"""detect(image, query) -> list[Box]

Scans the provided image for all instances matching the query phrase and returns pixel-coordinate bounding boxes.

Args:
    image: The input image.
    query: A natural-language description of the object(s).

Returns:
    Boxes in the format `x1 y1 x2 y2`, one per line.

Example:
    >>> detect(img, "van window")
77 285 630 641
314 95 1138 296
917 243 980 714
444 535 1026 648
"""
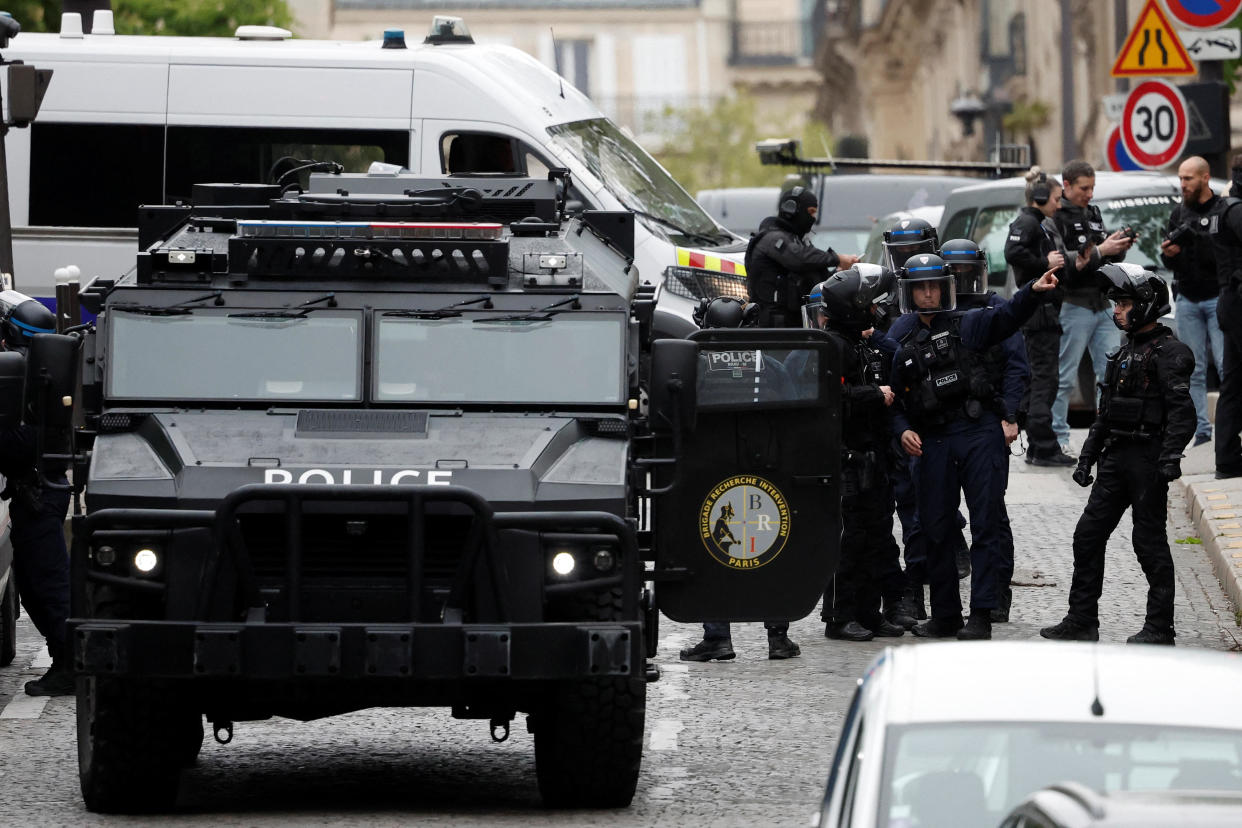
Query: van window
165 127 409 202
941 209 974 242
442 133 521 175
30 123 164 228
971 205 1020 287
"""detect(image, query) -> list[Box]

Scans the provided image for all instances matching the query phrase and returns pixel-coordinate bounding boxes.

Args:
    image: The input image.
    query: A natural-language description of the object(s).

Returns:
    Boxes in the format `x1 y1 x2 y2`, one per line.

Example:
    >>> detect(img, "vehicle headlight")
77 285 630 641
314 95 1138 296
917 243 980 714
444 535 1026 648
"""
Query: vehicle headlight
94 545 117 567
551 550 576 577
592 547 615 573
133 547 160 575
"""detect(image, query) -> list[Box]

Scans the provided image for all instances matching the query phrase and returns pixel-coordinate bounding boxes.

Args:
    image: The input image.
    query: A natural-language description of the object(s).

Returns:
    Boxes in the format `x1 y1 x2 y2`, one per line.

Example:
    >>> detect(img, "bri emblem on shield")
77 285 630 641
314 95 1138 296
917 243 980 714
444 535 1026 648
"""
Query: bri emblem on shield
698 475 791 570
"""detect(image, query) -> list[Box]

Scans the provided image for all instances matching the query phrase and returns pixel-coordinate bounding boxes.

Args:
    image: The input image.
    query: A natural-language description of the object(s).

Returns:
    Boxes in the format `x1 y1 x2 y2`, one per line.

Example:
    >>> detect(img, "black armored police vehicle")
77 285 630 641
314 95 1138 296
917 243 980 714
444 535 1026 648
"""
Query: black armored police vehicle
52 169 843 813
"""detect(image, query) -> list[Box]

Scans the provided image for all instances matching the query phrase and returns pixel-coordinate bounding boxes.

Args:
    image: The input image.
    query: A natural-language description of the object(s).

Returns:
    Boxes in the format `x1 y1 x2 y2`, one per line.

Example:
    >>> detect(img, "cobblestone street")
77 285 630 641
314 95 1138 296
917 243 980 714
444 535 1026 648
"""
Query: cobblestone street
1 438 1237 826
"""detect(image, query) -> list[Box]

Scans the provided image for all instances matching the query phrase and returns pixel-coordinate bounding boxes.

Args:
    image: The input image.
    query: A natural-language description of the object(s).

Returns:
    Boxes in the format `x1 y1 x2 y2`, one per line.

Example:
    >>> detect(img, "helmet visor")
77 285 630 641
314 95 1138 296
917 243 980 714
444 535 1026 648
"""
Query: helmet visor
898 276 957 315
944 260 987 296
801 300 828 330
884 237 938 271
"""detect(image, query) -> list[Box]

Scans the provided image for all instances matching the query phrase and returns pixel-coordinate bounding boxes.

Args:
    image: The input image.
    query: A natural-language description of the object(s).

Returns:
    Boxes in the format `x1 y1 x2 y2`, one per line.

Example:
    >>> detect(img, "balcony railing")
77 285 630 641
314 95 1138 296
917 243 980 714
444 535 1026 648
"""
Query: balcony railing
729 21 815 66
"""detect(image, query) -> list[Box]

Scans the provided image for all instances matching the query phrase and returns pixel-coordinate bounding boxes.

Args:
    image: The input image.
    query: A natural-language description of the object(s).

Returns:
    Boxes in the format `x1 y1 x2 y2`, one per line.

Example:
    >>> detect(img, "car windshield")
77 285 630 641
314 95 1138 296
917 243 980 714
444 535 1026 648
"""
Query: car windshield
1097 193 1181 270
374 314 625 404
879 721 1242 828
546 118 724 244
108 309 362 401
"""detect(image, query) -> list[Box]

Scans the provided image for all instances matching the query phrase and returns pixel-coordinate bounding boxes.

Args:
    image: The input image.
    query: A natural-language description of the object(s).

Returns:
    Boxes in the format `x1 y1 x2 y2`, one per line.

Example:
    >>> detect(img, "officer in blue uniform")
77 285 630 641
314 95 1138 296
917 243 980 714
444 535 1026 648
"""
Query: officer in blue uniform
940 238 1029 623
0 295 73 695
679 296 802 661
803 265 914 641
888 254 1057 640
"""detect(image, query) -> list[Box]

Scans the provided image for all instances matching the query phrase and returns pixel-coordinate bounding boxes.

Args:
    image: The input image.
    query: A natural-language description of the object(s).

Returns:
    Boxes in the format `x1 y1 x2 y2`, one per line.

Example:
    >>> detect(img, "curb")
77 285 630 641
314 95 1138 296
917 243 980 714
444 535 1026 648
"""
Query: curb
1183 475 1242 615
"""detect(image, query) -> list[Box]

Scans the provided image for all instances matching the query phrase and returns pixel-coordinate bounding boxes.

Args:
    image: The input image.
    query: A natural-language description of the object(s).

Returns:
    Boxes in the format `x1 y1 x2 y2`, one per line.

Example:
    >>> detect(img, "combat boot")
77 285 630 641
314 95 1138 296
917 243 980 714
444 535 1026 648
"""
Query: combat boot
868 618 905 638
956 611 992 641
912 616 963 638
884 604 917 630
990 587 1012 623
679 638 736 662
900 584 927 621
1126 625 1175 646
24 660 75 697
768 633 801 659
825 621 874 642
1039 617 1099 642
955 541 971 580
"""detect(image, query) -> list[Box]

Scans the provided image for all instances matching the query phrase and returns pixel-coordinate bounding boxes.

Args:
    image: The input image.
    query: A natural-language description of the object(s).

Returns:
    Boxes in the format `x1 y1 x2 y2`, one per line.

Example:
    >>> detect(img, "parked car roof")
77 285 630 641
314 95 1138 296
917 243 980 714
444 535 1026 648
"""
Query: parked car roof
878 642 1242 730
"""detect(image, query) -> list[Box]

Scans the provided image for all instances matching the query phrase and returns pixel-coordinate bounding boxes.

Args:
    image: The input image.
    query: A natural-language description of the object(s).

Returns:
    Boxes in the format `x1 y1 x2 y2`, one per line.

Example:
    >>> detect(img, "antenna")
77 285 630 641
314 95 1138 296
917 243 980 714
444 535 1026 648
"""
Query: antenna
550 27 565 99
1089 645 1105 717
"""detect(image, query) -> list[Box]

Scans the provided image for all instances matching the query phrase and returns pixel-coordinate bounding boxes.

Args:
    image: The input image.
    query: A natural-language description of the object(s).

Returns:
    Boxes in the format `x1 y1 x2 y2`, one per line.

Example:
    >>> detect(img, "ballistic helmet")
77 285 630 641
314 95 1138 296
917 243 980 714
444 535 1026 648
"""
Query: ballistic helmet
939 238 988 301
694 296 758 329
897 253 955 315
882 216 939 271
1100 262 1170 332
803 264 898 332
1 294 55 350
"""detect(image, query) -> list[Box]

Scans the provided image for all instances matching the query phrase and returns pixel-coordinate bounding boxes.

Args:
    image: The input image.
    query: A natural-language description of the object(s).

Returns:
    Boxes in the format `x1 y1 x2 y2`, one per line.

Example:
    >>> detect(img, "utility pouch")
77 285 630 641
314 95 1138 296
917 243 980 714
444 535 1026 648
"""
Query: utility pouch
1105 396 1143 428
930 366 968 402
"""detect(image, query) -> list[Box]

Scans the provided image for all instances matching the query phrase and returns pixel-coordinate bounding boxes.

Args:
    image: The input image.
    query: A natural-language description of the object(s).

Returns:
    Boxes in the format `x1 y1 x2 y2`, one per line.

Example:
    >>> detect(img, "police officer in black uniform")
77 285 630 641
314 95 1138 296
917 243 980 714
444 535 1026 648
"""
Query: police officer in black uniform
888 255 1058 640
802 264 914 641
1041 263 1194 644
744 186 859 328
1210 159 1242 479
941 238 1029 623
1005 170 1074 466
0 294 73 695
679 296 802 661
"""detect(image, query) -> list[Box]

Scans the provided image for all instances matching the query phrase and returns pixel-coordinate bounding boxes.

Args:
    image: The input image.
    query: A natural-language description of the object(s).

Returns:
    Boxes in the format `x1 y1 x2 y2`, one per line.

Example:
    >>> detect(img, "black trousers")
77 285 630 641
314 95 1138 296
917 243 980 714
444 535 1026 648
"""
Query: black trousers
1067 442 1174 631
10 478 71 657
823 477 904 627
1023 320 1062 458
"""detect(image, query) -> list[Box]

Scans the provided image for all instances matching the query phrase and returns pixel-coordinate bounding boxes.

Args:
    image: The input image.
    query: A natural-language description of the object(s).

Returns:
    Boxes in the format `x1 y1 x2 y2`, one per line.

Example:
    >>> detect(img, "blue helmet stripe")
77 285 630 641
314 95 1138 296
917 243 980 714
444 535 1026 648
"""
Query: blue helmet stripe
906 266 944 272
10 317 54 335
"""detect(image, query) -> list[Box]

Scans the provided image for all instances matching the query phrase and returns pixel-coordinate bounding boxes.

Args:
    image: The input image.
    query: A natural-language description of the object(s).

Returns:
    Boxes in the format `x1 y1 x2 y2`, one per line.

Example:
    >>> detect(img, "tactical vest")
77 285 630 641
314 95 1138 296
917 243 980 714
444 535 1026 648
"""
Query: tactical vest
831 332 889 494
1212 197 1242 289
1099 334 1169 438
896 314 1006 427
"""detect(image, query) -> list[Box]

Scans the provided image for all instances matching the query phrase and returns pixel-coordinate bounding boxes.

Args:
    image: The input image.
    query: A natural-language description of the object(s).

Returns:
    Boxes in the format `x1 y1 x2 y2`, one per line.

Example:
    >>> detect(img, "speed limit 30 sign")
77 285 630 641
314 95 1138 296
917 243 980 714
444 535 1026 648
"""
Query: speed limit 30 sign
1121 79 1189 170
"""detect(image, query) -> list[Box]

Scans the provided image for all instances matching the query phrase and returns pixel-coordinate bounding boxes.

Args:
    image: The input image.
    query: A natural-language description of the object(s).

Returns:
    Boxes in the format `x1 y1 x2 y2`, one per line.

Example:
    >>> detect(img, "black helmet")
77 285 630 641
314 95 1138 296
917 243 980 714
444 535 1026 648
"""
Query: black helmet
897 253 955 314
882 216 939 271
694 296 758 329
803 264 898 332
1 294 55 350
777 184 818 235
939 238 988 301
1100 262 1170 332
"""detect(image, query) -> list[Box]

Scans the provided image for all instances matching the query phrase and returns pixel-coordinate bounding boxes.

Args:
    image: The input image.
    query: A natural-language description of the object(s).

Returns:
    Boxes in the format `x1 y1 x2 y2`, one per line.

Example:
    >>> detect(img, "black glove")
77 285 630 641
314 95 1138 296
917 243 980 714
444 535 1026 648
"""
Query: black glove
1157 460 1182 482
1072 460 1094 488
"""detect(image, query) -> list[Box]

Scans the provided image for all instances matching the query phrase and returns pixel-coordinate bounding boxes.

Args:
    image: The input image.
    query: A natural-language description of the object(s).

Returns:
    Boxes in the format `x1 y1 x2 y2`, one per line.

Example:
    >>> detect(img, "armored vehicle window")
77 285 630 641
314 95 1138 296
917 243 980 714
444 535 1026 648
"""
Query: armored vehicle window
375 314 625 404
165 127 409 202
695 347 822 409
30 123 164 228
108 309 362 401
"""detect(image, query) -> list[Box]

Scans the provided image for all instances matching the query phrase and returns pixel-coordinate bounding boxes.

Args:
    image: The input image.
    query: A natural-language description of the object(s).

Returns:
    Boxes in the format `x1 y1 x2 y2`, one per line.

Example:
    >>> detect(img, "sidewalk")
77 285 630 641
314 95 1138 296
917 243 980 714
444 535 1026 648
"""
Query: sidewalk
1180 427 1242 617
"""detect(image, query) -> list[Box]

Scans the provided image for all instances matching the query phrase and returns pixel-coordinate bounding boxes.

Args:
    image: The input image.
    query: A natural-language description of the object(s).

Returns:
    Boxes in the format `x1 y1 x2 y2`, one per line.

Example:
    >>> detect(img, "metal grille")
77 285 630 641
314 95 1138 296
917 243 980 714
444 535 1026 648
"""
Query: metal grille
663 265 748 302
296 409 428 436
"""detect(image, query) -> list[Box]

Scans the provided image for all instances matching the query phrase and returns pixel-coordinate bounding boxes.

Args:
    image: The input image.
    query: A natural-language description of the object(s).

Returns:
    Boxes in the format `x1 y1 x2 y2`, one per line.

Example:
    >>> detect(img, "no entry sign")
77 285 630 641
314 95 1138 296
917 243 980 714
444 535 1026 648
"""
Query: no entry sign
1163 0 1242 30
1121 79 1190 169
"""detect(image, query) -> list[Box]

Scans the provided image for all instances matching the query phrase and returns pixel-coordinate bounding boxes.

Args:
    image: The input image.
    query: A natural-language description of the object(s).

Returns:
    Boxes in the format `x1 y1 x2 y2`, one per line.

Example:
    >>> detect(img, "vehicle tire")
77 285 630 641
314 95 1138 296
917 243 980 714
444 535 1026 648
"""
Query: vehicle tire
0 575 17 667
535 586 645 808
77 675 191 813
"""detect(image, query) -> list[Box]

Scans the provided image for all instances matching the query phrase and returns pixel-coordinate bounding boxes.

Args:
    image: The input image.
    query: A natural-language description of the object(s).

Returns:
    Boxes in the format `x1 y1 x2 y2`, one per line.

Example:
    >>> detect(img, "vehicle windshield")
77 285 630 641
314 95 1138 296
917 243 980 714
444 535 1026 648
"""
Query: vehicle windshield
879 721 1242 828
811 228 871 256
1097 193 1180 270
375 314 625 404
108 309 362 401
546 118 726 244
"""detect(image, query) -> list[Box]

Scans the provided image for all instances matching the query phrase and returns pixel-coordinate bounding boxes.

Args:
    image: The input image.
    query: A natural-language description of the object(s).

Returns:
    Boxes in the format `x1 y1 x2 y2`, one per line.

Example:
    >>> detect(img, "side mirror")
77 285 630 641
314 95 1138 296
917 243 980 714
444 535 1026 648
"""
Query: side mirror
0 351 24 428
24 333 78 430
650 338 698 433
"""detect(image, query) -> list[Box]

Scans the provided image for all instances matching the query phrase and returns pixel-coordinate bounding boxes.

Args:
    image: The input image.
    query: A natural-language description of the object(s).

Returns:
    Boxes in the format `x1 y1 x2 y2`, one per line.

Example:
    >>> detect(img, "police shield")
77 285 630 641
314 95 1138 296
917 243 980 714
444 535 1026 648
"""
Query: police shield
649 328 841 622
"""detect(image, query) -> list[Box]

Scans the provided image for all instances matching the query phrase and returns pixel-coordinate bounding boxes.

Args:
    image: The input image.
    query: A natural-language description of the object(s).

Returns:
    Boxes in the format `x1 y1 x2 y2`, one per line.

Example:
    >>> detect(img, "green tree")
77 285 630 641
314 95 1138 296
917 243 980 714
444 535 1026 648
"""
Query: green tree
651 93 832 196
4 1 291 36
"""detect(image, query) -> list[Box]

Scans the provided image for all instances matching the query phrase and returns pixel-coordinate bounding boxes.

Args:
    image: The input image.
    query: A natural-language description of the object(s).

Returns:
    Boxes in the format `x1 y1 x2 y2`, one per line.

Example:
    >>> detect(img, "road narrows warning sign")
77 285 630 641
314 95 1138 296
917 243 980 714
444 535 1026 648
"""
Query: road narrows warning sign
1112 0 1197 77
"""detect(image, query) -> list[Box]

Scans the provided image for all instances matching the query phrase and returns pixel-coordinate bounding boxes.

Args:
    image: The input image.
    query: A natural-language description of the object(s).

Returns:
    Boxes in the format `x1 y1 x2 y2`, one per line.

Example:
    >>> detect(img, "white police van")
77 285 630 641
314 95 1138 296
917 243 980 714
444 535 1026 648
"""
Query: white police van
3 13 742 329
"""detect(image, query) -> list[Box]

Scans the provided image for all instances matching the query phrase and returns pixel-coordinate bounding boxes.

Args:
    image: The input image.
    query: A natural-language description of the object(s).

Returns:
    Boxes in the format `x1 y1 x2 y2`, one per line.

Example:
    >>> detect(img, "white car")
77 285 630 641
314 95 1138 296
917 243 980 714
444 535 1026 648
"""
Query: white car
816 642 1242 828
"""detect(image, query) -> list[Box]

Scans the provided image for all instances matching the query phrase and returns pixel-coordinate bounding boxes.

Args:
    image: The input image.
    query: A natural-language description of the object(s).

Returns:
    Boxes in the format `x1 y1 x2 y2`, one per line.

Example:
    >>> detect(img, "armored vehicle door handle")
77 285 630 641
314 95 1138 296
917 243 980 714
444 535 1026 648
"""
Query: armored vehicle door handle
792 474 833 486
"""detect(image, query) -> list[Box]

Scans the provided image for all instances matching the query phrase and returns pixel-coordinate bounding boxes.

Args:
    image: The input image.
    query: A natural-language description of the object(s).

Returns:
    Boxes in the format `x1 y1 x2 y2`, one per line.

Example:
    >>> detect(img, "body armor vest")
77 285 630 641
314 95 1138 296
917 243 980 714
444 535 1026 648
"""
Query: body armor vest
896 313 1006 427
1212 197 1242 289
1100 334 1170 438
